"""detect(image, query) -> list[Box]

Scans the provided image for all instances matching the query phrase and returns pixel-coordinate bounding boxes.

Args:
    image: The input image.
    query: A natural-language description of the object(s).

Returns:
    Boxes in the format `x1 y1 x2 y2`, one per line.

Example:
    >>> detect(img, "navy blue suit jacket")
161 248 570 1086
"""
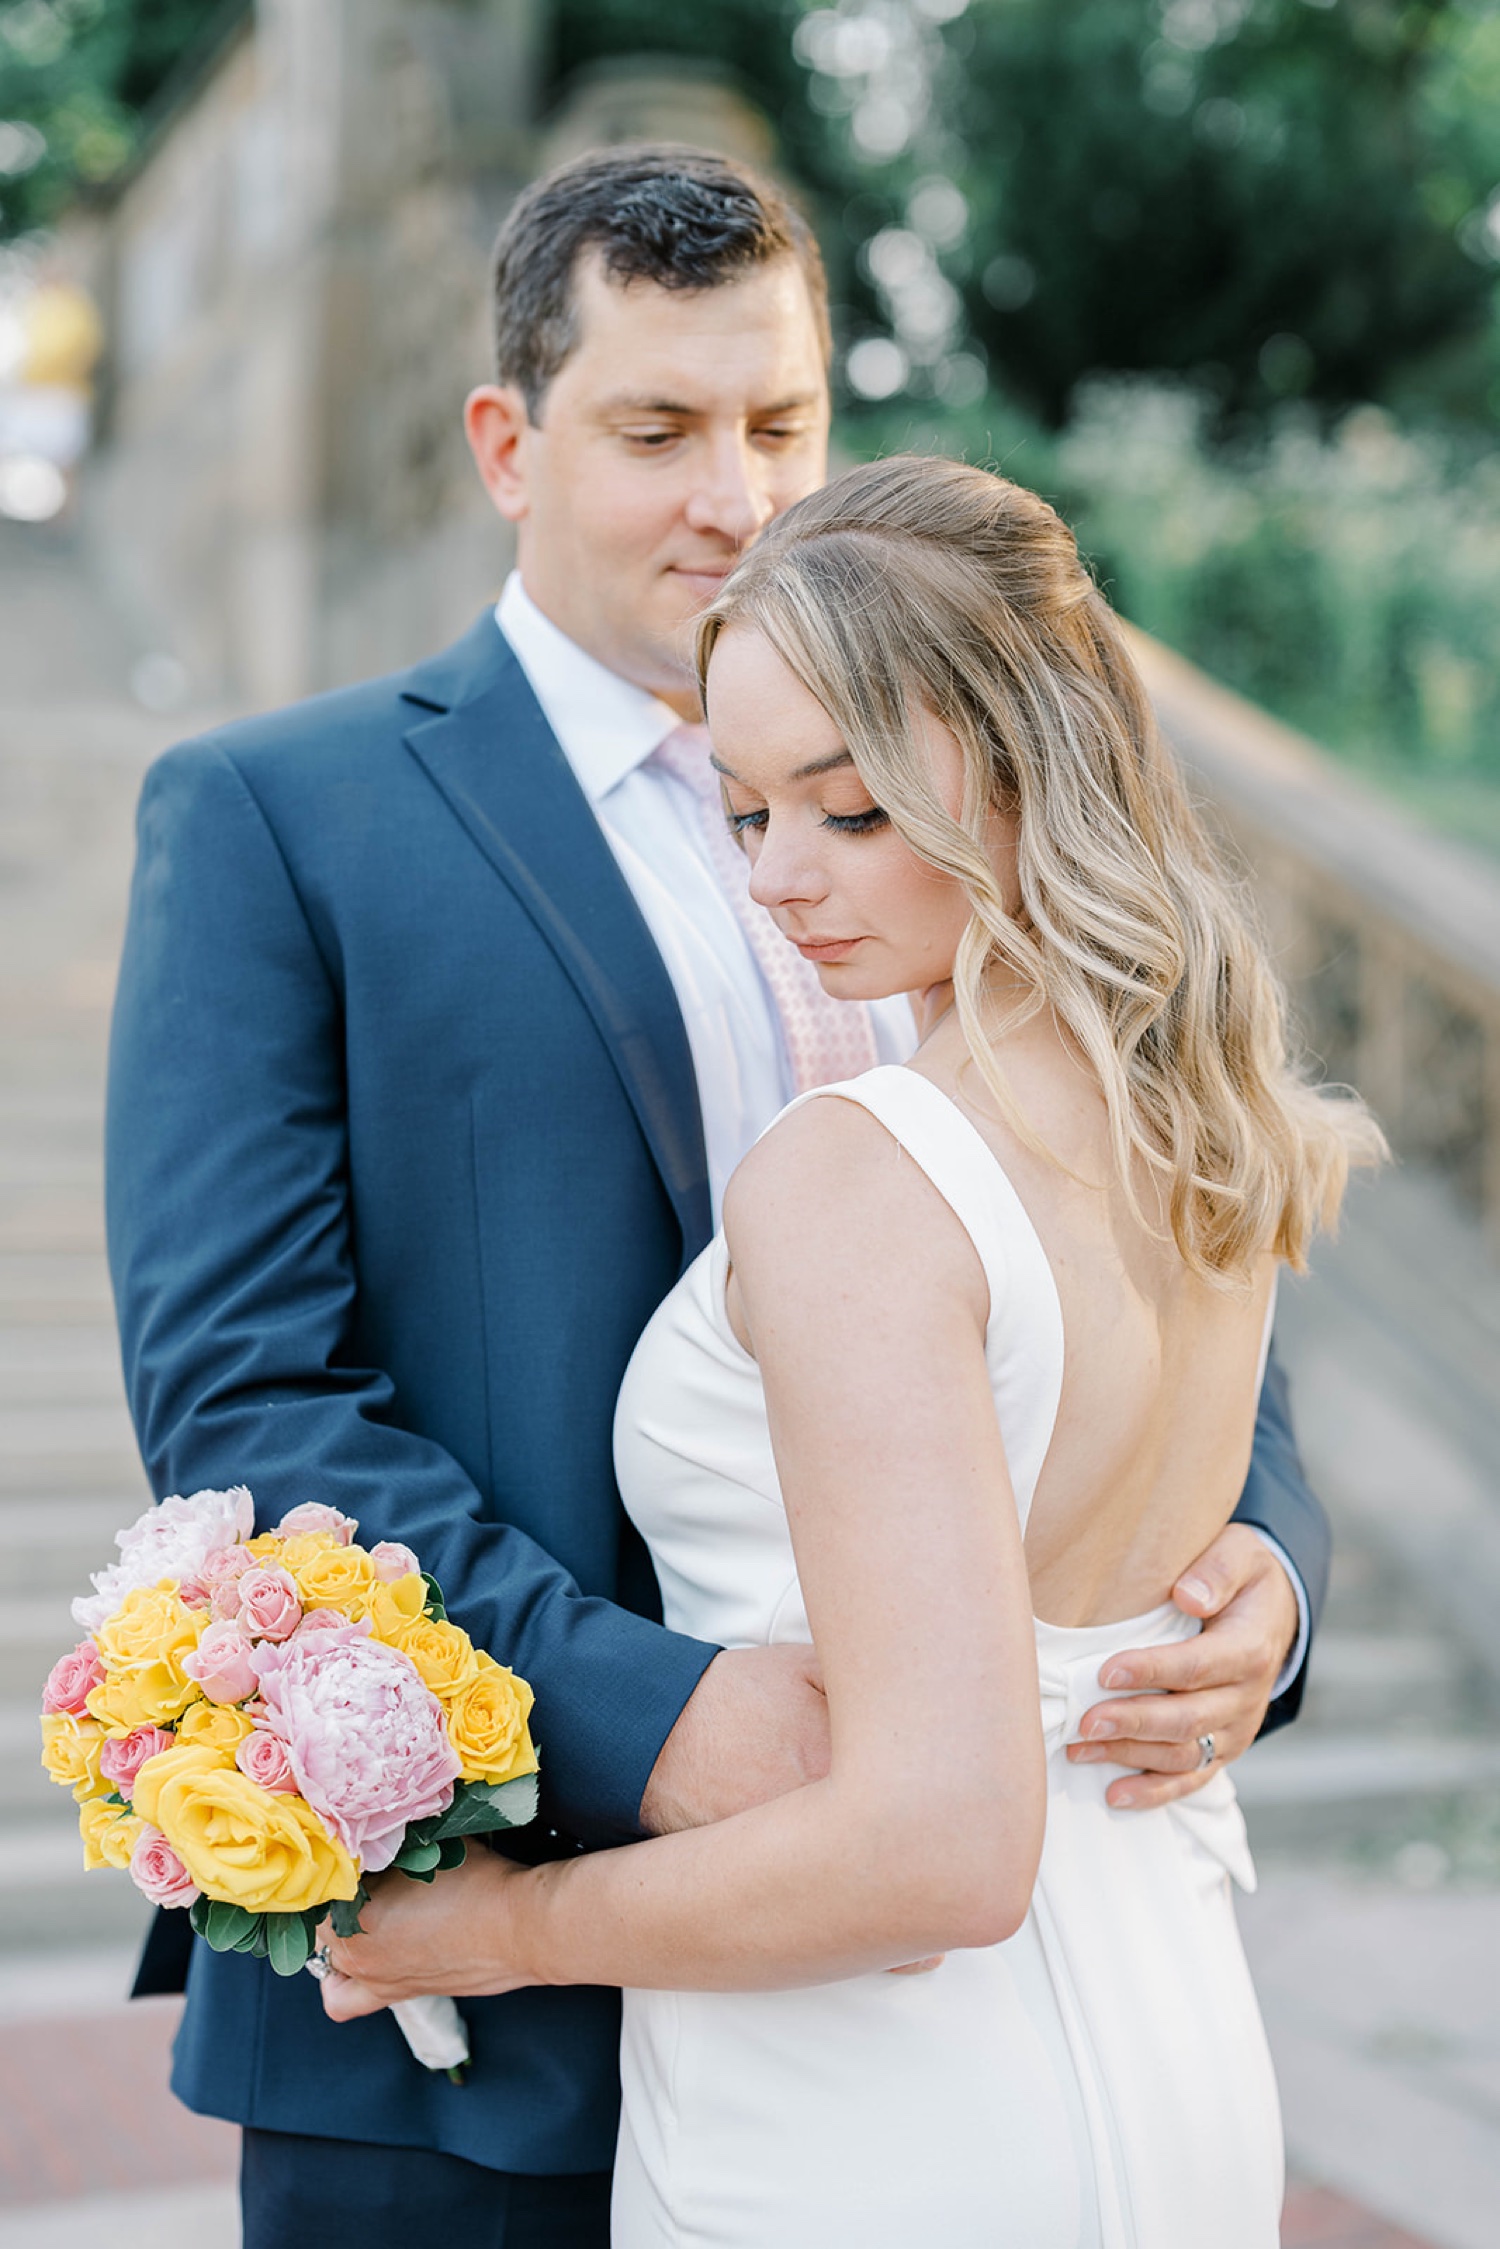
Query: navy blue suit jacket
106 612 1327 2175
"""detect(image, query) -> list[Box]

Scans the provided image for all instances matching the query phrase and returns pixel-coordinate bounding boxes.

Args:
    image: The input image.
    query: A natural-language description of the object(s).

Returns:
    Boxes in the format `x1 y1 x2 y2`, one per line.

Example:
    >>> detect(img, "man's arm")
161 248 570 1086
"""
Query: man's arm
1070 1344 1329 1808
1227 1350 1327 1729
107 737 716 1846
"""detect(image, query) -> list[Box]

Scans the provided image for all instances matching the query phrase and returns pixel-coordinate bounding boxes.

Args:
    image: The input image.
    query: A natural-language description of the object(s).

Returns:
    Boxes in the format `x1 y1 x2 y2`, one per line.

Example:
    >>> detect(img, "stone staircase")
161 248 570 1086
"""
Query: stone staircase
0 517 220 1956
1238 1177 1500 1871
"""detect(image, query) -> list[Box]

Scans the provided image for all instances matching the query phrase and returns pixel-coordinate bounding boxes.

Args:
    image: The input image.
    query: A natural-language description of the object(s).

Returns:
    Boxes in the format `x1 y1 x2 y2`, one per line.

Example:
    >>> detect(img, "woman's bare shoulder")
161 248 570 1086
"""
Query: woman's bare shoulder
723 1085 987 1316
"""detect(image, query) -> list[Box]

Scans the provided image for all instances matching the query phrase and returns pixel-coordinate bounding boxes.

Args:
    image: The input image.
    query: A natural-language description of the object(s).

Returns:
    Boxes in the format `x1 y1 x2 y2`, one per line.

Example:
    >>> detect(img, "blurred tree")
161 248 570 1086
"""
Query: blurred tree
943 0 1500 426
0 0 244 242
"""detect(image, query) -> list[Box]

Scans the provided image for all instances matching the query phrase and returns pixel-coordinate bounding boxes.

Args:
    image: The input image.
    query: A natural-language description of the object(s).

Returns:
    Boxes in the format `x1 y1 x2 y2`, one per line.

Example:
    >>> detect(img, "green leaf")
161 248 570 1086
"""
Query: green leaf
436 1837 467 1872
200 1900 261 1954
328 1887 369 1939
393 1837 442 1875
265 1912 315 1978
431 1772 539 1840
421 1572 447 1622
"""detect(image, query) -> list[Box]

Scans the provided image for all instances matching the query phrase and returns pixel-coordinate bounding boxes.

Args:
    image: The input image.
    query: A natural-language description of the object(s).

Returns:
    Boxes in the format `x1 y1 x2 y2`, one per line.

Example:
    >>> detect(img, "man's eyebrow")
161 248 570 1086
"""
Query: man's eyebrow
710 749 855 784
598 392 823 420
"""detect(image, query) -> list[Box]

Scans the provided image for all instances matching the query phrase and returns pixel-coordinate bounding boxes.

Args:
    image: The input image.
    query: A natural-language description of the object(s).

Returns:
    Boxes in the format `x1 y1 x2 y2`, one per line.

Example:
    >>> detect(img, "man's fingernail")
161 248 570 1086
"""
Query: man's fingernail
1099 1664 1133 1690
1178 1576 1212 1605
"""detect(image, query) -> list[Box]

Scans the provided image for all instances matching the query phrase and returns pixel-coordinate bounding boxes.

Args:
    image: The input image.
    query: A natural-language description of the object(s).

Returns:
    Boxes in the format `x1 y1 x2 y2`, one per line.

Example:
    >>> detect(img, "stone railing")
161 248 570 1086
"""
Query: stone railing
1128 629 1500 1253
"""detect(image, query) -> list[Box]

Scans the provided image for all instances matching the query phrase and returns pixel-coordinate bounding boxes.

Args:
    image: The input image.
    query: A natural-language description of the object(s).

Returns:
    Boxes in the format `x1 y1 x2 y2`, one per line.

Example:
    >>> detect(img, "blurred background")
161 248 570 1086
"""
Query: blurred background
0 3 1496 2244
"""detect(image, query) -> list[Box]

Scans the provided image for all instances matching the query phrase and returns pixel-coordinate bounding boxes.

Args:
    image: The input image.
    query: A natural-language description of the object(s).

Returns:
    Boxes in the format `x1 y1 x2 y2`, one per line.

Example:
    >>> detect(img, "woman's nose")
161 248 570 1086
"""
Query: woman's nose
746 822 828 912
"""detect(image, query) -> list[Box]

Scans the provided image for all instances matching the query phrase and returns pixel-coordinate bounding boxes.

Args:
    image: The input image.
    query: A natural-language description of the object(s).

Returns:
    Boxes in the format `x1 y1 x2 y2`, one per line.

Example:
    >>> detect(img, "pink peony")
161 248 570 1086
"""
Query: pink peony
181 1620 257 1705
235 1728 299 1794
42 1640 104 1715
73 1487 255 1634
291 1607 349 1641
275 1503 356 1546
253 1624 458 1871
129 1824 199 1909
99 1725 175 1799
237 1565 302 1642
369 1541 421 1583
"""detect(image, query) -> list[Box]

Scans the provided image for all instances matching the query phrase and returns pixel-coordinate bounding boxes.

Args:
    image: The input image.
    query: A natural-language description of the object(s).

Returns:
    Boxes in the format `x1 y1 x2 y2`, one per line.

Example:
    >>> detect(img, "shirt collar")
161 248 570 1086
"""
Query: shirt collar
495 573 681 804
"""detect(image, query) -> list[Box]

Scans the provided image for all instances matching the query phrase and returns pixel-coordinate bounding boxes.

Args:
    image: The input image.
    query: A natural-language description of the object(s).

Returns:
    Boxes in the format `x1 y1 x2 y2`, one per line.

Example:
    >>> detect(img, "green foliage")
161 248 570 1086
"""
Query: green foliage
0 0 245 241
849 375 1500 838
943 0 1500 426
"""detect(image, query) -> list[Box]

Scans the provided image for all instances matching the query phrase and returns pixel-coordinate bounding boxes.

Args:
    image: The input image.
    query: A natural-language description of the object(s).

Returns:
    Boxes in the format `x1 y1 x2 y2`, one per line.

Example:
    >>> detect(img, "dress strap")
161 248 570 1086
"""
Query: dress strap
789 1066 1066 1524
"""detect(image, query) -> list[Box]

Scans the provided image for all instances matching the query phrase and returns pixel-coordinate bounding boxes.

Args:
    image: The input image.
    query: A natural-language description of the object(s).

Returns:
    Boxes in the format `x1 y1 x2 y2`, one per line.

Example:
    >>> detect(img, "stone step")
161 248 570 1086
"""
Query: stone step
0 1821 152 1952
0 1594 91 1702
0 1257 115 1324
0 1494 151 1593
1298 1631 1481 1735
1239 1730 1500 1857
0 1329 125 1409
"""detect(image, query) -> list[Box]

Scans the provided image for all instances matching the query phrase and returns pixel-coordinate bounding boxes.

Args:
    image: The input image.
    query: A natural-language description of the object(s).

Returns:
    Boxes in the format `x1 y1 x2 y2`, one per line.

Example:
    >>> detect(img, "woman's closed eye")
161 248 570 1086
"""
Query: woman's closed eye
724 805 890 837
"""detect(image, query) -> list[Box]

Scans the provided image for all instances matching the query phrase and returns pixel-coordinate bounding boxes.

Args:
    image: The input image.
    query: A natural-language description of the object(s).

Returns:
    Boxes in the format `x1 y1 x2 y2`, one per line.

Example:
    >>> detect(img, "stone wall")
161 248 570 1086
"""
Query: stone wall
1131 630 1500 1252
81 0 544 709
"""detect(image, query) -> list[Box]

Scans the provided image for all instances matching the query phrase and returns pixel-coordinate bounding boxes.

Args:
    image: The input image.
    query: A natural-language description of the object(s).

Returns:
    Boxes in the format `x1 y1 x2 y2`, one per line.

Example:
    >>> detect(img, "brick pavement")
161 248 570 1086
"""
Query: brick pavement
0 1996 1444 2247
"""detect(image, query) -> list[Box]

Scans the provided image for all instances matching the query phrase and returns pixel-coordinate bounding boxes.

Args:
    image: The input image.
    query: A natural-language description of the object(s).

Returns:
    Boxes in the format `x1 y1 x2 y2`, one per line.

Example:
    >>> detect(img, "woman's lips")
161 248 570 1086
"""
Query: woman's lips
790 935 863 962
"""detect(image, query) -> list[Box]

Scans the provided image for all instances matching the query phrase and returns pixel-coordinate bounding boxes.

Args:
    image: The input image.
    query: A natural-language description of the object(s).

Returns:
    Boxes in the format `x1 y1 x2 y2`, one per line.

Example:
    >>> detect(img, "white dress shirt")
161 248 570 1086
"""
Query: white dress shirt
494 576 1307 1685
495 575 916 1215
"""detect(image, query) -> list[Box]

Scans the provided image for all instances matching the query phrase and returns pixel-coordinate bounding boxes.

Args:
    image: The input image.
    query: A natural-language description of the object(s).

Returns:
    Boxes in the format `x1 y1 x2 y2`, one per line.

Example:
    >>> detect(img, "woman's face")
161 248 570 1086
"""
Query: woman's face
704 622 1011 1003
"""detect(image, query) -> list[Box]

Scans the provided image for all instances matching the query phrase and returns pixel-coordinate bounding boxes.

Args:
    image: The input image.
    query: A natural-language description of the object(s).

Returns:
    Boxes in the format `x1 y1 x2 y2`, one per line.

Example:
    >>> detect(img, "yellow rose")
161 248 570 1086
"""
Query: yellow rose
86 1584 205 1733
244 1532 286 1560
444 1655 539 1786
133 1743 358 1913
286 1540 374 1615
366 1572 428 1644
40 1711 106 1801
392 1618 480 1705
176 1699 255 1752
80 1797 144 1871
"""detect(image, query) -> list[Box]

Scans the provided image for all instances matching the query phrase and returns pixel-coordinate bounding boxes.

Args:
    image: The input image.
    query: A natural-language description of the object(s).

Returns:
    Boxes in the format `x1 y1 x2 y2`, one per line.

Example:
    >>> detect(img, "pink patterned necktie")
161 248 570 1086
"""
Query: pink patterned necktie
651 724 882 1094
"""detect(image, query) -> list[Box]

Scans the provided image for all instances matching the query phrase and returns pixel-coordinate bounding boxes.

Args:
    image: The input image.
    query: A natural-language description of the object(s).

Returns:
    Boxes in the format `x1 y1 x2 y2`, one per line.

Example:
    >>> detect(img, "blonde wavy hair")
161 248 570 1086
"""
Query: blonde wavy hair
698 455 1383 1284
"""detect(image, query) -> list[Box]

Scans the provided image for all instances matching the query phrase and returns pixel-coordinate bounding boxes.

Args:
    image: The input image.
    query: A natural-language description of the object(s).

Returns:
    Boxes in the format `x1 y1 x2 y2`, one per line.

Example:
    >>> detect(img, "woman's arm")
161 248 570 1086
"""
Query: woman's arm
326 1097 1047 2002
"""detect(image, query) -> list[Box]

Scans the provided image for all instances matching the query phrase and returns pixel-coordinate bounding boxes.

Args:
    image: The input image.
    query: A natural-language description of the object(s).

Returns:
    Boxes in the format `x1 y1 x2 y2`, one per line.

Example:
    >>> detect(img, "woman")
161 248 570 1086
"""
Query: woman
322 457 1381 2245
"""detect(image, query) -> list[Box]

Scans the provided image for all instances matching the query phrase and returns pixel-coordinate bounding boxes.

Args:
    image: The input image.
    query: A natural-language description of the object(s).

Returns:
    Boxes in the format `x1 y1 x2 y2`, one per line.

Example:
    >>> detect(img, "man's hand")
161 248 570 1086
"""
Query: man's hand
640 1644 830 1835
1068 1524 1300 1811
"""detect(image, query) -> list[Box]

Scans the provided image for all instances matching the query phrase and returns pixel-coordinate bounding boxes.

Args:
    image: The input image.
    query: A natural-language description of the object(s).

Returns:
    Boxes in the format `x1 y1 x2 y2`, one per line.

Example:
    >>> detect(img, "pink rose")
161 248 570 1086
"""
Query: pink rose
42 1640 104 1715
253 1624 458 1871
235 1728 299 1793
129 1823 199 1909
99 1725 175 1799
275 1503 356 1545
181 1620 257 1705
202 1544 258 1621
369 1541 421 1583
237 1565 302 1642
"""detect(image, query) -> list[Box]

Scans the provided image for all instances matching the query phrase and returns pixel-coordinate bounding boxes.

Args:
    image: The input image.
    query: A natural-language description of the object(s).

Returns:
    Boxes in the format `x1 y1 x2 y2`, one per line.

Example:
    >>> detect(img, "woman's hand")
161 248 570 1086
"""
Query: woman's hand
318 1848 543 2025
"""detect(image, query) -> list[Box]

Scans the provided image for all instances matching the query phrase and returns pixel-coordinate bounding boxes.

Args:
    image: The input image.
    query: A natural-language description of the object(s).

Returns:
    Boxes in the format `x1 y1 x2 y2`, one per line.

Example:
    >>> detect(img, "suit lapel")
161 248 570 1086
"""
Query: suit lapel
400 616 712 1257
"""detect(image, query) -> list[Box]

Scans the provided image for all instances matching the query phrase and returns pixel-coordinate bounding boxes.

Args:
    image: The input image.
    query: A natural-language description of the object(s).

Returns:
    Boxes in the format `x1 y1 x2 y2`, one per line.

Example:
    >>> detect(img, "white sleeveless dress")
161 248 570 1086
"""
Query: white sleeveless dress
612 1067 1283 2248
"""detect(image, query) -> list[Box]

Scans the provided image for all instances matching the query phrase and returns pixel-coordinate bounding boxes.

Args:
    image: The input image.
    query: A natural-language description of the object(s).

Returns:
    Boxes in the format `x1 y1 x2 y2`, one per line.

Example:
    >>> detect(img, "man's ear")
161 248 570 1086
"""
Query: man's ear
465 385 533 523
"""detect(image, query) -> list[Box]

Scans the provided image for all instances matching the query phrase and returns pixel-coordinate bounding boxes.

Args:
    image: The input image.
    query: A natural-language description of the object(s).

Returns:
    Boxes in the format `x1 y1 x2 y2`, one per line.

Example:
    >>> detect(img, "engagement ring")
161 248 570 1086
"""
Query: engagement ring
1196 1734 1215 1770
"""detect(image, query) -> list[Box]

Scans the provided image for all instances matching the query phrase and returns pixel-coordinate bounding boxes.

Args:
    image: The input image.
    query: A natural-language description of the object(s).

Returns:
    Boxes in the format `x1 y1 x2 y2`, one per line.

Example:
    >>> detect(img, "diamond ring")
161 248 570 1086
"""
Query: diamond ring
1196 1733 1215 1770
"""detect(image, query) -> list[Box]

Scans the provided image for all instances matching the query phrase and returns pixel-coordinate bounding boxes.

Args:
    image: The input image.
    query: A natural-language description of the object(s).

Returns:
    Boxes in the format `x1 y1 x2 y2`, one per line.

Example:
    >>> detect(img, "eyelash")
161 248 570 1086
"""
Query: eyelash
727 807 890 837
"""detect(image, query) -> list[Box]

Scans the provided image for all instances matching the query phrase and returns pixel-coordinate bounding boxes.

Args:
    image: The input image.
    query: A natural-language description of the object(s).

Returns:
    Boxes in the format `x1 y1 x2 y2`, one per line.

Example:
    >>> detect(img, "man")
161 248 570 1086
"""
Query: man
107 145 1325 2249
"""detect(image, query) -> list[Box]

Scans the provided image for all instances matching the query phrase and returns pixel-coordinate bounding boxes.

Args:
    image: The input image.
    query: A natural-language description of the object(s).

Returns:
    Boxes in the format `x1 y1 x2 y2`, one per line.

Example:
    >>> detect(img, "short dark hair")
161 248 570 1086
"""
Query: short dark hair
491 143 832 418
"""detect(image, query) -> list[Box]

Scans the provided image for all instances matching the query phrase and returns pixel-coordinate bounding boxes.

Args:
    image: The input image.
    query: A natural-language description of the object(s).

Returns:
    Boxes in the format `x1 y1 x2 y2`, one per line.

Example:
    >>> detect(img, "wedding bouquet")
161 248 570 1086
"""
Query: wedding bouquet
39 1486 538 2077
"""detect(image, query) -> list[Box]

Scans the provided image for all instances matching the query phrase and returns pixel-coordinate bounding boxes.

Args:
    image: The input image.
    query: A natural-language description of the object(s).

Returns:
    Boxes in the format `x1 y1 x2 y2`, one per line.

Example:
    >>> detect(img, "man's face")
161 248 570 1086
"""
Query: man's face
476 252 830 714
